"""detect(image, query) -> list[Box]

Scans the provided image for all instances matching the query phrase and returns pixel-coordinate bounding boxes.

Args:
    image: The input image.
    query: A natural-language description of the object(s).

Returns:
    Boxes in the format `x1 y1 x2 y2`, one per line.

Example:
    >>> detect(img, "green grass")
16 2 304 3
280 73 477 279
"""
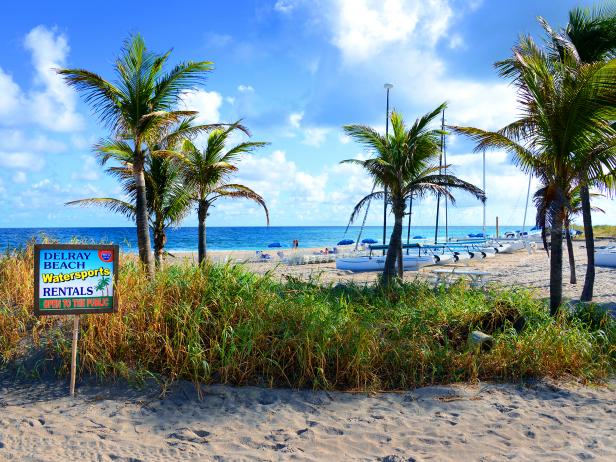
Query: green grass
1 245 615 390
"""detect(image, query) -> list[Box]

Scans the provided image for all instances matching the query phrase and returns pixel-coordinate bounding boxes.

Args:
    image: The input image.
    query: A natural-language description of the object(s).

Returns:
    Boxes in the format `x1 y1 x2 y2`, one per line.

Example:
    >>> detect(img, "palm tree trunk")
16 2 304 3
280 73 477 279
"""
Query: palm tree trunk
133 149 154 277
153 222 166 268
579 185 594 301
549 210 564 316
197 200 208 265
382 199 404 285
565 220 576 285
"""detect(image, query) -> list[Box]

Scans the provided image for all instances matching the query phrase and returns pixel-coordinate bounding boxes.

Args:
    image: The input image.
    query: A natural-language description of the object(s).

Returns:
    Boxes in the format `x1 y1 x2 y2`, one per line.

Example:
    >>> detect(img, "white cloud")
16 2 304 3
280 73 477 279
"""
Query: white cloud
302 127 330 147
318 0 517 131
180 89 223 124
448 33 465 49
289 111 303 129
338 133 351 144
12 171 27 184
0 152 44 170
237 84 255 93
331 0 453 62
0 129 66 153
23 26 84 132
0 69 21 116
0 26 83 132
71 155 100 181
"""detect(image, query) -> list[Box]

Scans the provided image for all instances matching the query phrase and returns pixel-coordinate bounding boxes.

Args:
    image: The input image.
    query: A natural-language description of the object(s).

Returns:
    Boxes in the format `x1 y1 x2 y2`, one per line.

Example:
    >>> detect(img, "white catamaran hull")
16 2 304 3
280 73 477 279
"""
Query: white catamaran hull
336 255 435 272
595 249 616 268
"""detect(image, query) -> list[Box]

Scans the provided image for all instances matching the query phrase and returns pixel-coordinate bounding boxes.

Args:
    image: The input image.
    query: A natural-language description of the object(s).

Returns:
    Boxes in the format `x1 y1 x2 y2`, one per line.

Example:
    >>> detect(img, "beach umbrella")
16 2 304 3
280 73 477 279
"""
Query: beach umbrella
361 238 378 244
413 235 425 239
267 242 282 248
337 239 354 246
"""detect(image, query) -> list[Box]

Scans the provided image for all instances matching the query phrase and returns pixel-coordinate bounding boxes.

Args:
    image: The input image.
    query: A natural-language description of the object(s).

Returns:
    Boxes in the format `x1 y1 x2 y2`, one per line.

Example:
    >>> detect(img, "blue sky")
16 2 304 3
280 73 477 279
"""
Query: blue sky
1 0 613 228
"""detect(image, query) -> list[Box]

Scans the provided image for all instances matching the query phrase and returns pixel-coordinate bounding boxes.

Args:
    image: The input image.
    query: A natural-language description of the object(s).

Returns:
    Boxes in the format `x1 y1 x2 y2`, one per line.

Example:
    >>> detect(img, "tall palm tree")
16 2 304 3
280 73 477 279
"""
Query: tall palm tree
66 145 191 267
342 107 485 285
180 126 270 263
539 6 616 301
58 34 212 277
450 35 616 314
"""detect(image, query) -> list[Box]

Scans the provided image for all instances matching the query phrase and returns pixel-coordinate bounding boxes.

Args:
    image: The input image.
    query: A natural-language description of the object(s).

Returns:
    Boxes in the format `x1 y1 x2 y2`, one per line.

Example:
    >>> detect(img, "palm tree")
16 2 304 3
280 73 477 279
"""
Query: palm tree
534 184 605 285
539 6 616 301
58 34 212 277
95 277 110 296
450 35 616 314
66 148 191 267
342 107 486 285
179 126 270 264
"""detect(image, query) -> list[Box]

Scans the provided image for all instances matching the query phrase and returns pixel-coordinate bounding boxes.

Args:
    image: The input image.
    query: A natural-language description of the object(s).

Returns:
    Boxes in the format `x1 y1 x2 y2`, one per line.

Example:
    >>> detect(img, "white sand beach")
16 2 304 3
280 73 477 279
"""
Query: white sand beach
1 376 614 461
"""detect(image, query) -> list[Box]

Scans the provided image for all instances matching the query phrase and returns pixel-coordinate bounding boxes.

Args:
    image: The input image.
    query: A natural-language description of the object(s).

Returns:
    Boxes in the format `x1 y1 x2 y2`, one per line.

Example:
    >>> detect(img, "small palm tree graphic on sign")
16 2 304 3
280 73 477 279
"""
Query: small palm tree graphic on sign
96 277 111 296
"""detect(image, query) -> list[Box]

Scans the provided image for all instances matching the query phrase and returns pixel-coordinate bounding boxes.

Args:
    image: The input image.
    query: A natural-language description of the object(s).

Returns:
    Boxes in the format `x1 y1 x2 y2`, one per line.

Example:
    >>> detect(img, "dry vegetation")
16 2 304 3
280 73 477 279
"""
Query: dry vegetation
1 244 615 390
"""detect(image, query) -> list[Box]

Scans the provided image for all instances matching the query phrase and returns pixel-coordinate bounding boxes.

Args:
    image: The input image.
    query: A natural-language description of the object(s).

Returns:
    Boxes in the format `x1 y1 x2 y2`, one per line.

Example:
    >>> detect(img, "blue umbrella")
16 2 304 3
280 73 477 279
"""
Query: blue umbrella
337 239 354 246
413 235 425 239
267 242 282 248
361 238 378 244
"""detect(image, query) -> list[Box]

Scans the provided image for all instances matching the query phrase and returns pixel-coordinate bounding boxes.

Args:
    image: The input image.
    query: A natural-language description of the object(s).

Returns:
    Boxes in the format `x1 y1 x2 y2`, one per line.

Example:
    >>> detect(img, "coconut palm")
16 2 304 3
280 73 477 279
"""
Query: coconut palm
342 107 486 285
534 184 605 285
179 125 270 263
57 34 212 277
539 6 616 301
66 148 191 267
450 35 616 314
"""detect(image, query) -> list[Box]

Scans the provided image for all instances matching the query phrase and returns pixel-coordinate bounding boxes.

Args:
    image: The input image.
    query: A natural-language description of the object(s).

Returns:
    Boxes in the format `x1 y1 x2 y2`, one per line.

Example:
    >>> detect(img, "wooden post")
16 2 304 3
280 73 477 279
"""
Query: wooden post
496 216 499 238
70 315 79 397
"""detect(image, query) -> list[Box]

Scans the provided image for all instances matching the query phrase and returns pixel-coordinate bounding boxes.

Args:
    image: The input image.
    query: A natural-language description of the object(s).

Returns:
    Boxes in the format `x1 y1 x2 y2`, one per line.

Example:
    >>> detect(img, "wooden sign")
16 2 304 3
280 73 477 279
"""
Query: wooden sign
34 244 119 316
33 243 119 397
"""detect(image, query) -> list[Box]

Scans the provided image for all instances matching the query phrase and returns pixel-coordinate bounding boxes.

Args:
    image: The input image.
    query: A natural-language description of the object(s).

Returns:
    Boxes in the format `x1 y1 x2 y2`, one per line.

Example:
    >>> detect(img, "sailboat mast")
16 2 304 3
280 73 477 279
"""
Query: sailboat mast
406 195 413 254
383 83 393 255
443 113 448 242
522 174 532 233
482 150 486 237
434 109 445 244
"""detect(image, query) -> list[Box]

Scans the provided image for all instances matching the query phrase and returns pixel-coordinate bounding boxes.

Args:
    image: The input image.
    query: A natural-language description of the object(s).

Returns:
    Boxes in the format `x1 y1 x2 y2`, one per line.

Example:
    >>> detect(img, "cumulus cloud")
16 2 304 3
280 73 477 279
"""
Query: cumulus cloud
0 69 21 116
0 26 83 132
0 152 45 171
179 89 223 124
331 0 453 62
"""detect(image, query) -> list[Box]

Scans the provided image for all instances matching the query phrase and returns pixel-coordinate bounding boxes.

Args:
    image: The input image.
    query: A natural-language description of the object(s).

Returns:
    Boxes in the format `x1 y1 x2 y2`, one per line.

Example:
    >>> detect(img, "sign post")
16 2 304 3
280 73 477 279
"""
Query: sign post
34 244 119 397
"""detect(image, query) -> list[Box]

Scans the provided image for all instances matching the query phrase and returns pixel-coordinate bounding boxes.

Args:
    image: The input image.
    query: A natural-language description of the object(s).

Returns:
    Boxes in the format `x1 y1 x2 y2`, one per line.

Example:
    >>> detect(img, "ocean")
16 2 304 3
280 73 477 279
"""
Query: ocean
0 225 525 253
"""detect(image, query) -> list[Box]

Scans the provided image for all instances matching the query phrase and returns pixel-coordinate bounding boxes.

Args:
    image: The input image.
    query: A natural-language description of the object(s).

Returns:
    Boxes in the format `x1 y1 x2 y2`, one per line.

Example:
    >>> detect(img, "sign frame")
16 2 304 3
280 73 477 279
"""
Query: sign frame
34 243 119 316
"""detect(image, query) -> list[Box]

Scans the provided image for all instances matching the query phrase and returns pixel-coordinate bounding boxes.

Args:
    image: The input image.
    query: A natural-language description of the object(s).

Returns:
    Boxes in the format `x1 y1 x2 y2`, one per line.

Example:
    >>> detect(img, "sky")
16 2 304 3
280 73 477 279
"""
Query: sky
0 0 613 228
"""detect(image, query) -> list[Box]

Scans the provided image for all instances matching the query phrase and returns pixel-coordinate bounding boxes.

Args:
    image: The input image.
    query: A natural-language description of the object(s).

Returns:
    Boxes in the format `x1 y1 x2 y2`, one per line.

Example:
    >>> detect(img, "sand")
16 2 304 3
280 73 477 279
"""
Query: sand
1 374 614 461
172 239 616 310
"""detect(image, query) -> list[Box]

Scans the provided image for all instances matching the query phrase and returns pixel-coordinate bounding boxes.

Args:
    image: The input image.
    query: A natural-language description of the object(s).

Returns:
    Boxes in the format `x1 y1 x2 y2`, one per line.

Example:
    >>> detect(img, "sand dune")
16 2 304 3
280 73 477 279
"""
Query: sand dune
1 375 614 461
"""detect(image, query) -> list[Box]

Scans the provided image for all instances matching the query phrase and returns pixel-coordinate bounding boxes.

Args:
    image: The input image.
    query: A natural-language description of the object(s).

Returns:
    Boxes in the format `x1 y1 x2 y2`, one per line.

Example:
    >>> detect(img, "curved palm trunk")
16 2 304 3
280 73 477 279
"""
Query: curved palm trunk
579 185 594 301
133 152 154 277
564 220 576 285
549 210 564 316
382 199 404 285
197 200 208 265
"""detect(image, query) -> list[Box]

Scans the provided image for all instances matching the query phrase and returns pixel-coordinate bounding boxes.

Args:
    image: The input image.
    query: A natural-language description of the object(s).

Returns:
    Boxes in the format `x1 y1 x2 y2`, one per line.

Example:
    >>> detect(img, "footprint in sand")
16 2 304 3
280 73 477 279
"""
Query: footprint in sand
167 427 211 443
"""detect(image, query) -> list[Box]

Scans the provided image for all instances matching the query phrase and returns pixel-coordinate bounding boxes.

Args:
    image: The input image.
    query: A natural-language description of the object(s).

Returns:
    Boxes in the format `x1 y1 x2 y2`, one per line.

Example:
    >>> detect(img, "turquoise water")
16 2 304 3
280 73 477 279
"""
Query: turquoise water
0 226 525 252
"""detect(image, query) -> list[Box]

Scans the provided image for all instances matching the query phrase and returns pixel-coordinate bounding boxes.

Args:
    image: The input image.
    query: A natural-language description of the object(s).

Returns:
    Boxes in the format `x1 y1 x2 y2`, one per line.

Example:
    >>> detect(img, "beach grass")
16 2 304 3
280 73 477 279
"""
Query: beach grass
1 244 615 390
572 224 616 239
